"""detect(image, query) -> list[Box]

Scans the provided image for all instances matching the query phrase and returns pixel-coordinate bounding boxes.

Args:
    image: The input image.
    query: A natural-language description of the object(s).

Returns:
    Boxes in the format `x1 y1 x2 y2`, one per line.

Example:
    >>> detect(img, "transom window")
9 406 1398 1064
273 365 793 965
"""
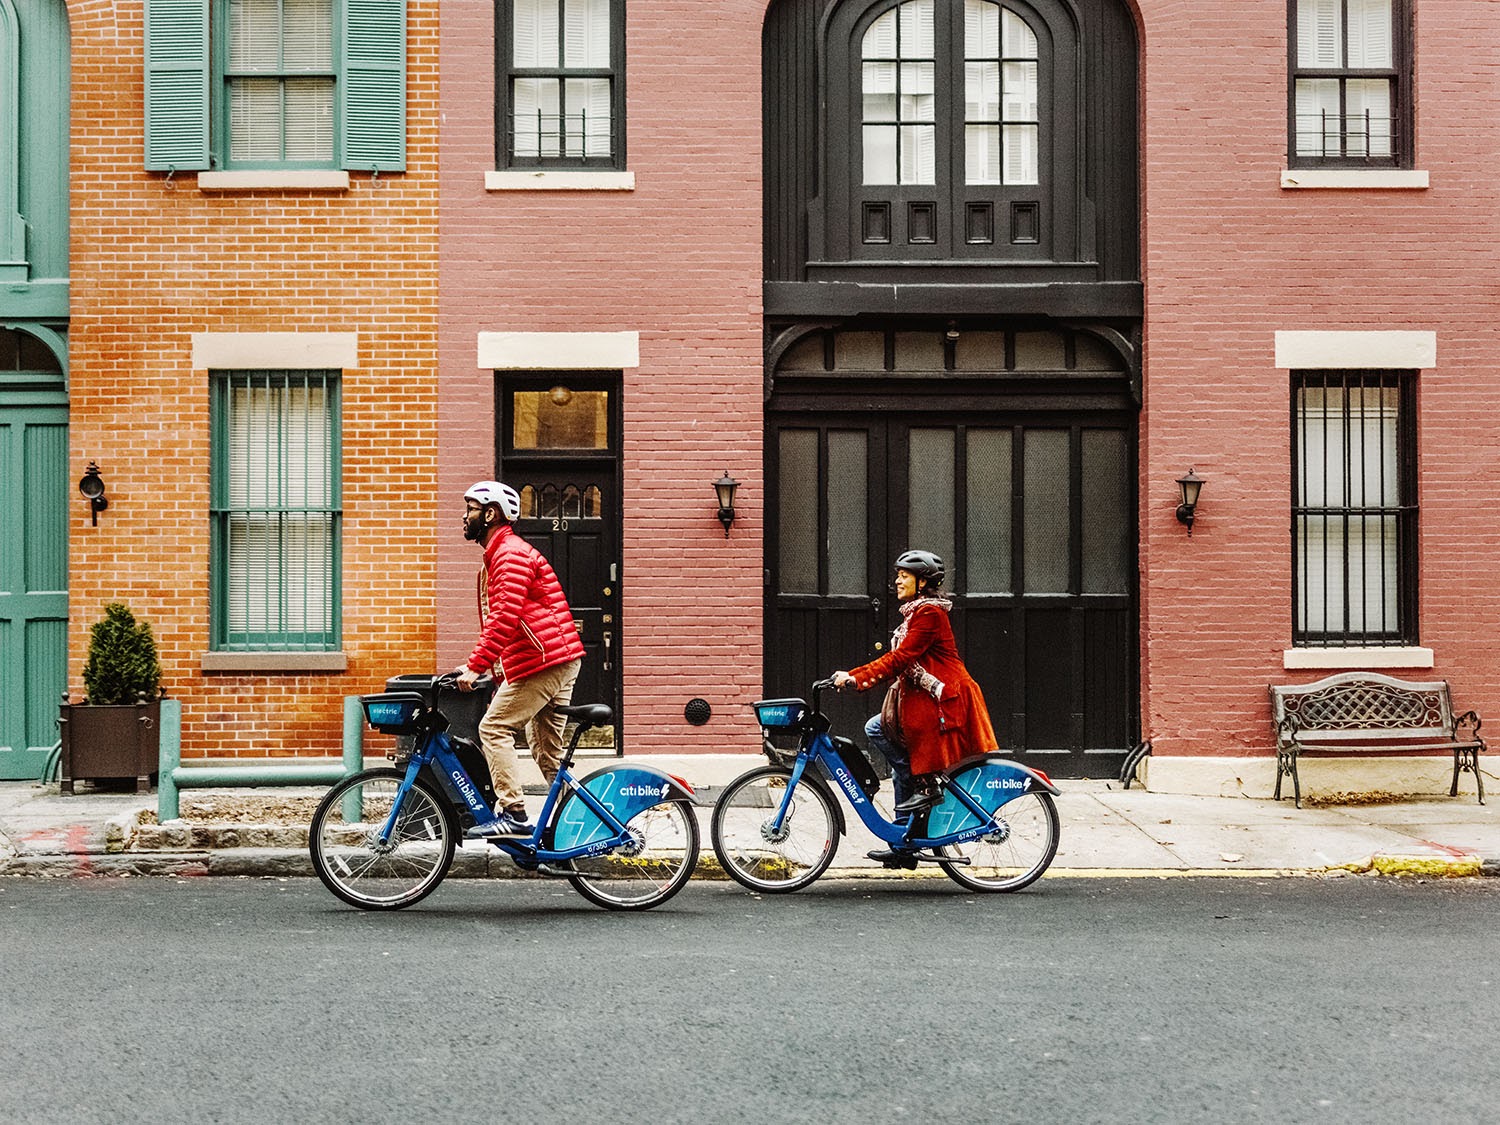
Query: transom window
498 0 625 169
210 370 342 651
1291 371 1417 646
1289 0 1411 167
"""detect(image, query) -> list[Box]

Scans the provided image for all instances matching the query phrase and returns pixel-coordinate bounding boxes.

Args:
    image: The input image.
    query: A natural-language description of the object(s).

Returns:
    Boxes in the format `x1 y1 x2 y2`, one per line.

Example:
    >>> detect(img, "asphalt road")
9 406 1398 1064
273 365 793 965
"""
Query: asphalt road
2 875 1495 1124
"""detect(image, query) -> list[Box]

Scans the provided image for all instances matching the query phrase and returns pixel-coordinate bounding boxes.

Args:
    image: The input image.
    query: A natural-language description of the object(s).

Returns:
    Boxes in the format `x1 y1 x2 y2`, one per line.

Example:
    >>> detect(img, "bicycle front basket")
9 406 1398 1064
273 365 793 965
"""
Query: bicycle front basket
753 698 807 729
362 692 428 735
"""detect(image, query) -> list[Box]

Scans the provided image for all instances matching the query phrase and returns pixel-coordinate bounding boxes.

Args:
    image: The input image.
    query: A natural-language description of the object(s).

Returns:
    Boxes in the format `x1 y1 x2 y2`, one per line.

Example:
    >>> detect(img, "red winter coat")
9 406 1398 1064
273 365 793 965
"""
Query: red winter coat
465 525 585 683
849 600 998 776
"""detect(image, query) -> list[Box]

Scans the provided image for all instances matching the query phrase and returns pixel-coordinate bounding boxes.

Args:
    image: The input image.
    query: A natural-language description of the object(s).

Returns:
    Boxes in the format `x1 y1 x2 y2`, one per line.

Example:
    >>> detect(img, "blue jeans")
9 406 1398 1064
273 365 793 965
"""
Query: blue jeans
864 713 913 808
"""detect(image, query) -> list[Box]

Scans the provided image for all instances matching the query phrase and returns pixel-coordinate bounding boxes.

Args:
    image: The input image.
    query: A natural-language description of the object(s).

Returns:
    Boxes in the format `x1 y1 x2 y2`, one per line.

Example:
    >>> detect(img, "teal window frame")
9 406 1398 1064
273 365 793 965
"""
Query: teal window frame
210 370 343 652
214 0 339 170
144 0 406 173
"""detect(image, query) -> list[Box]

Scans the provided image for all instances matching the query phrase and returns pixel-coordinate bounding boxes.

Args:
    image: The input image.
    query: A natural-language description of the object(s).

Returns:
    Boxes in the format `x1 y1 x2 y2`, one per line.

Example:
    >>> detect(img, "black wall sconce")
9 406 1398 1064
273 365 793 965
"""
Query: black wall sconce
714 471 739 537
1175 468 1204 536
79 461 108 526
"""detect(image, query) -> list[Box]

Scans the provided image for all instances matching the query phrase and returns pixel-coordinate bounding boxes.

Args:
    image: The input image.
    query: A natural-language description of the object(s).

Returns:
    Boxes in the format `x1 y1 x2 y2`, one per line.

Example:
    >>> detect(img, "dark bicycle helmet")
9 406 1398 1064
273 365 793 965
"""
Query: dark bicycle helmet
894 549 945 589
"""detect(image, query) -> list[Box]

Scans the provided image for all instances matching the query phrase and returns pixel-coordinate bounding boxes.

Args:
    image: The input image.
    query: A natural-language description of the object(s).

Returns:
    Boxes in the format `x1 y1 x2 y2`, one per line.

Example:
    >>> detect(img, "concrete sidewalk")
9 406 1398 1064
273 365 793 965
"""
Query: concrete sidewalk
3 775 1497 880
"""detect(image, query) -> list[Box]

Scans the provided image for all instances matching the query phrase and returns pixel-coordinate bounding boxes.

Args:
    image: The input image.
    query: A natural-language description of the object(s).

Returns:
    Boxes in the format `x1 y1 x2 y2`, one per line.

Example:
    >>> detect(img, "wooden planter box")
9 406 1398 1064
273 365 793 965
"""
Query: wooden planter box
58 700 161 795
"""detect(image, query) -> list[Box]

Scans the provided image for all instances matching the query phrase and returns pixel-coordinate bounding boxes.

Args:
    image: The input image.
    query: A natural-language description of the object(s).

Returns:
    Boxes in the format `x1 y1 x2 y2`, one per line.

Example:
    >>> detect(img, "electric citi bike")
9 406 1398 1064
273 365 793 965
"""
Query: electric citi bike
711 678 1061 893
309 673 699 911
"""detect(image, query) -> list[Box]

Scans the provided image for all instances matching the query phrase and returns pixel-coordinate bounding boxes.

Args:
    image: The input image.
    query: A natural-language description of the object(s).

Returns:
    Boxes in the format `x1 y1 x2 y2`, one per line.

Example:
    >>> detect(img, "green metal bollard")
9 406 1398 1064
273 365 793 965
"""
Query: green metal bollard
157 699 184 822
342 696 365 823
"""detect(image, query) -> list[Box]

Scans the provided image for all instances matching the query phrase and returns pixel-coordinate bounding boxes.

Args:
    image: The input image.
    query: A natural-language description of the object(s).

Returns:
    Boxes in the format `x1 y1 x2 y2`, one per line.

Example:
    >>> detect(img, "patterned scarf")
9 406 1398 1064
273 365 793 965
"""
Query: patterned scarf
892 596 952 702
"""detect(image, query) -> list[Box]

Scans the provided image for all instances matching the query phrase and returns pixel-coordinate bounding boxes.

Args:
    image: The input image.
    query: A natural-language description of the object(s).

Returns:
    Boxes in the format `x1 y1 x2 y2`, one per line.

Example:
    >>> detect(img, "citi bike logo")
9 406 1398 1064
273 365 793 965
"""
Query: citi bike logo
618 782 670 799
985 776 1032 792
833 766 865 803
451 768 485 809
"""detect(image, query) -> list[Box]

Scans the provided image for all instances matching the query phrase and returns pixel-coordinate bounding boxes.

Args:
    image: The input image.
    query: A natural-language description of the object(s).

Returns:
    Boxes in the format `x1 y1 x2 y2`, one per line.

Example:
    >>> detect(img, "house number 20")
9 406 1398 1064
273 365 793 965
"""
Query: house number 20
552 518 570 531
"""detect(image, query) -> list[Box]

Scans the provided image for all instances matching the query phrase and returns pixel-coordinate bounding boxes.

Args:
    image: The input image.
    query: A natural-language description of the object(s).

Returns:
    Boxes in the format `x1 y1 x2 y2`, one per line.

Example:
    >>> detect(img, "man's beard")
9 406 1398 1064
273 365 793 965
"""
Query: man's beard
463 514 485 542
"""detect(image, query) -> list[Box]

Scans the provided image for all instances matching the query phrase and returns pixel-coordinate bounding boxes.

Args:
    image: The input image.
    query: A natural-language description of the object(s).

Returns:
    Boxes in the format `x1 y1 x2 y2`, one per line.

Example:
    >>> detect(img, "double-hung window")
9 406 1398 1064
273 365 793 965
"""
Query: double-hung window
1289 0 1411 167
1291 370 1416 646
496 0 625 169
144 0 406 173
210 371 342 651
221 0 335 166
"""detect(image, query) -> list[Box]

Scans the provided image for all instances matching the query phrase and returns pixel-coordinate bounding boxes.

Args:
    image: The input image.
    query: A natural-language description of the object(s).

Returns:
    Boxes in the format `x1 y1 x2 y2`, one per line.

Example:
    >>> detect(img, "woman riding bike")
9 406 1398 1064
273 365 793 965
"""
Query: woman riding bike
832 549 997 863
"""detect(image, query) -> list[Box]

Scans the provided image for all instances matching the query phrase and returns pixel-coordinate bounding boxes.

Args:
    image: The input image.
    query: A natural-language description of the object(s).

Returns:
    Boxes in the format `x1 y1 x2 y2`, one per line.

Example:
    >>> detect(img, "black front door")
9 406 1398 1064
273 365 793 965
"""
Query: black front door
500 377 622 749
766 402 1137 777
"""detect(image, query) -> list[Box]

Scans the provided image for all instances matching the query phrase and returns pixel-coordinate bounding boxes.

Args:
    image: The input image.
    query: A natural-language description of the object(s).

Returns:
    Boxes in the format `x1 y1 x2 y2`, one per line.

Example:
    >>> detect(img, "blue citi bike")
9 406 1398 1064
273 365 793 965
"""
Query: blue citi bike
711 678 1061 893
308 673 699 911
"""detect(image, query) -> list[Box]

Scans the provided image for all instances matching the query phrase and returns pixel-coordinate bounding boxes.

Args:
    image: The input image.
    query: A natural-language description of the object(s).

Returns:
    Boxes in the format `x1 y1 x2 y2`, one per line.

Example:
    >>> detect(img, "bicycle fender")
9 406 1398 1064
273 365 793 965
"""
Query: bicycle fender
926 755 1059 838
552 764 695 851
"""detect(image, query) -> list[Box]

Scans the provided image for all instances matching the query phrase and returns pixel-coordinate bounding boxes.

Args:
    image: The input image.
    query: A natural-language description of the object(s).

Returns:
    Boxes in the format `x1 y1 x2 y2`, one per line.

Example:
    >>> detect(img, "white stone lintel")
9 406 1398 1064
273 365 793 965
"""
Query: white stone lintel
1274 330 1436 369
192 332 359 370
477 331 640 370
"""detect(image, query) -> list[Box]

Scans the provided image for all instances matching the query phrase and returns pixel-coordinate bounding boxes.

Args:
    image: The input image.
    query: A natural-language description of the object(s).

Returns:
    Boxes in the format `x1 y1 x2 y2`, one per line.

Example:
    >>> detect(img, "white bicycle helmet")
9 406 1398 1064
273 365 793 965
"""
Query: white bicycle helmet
464 480 522 521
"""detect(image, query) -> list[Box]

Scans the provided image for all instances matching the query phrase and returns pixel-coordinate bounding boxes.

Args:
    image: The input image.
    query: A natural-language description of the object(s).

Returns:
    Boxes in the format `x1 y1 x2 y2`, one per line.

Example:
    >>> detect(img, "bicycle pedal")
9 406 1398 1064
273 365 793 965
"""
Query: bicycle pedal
906 851 965 865
535 864 576 878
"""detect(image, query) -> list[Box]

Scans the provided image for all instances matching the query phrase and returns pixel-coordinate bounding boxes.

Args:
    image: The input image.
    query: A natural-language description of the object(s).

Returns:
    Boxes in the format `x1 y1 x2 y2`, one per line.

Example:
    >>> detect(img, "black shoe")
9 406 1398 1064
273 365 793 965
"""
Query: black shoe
866 848 918 869
893 787 940 814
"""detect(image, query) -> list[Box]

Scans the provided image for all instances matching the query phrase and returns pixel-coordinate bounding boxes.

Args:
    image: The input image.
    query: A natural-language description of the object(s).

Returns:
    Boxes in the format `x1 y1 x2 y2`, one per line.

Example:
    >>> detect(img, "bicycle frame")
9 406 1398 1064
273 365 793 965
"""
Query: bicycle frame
382 727 685 866
769 688 1059 851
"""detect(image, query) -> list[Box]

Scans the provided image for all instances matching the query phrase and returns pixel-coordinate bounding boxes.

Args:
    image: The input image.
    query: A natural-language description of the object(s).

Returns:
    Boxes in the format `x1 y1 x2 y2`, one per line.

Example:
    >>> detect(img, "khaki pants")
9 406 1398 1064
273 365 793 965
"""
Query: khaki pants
478 659 582 811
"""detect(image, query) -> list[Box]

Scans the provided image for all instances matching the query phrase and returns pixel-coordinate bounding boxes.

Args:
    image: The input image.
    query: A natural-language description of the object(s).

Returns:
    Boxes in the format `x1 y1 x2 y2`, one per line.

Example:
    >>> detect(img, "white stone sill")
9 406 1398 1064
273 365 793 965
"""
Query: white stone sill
201 652 348 673
1282 647 1434 670
1280 169 1429 190
197 171 352 191
485 170 635 191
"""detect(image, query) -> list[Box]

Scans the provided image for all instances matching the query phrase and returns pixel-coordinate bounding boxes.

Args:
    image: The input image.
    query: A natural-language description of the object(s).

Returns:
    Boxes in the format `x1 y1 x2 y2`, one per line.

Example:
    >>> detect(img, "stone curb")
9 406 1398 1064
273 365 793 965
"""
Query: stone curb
4 844 1497 880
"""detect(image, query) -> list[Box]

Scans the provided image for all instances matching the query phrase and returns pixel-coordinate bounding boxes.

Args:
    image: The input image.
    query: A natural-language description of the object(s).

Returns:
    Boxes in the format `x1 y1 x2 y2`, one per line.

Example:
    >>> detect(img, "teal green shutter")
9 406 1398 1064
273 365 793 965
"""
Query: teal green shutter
143 0 210 171
340 0 406 172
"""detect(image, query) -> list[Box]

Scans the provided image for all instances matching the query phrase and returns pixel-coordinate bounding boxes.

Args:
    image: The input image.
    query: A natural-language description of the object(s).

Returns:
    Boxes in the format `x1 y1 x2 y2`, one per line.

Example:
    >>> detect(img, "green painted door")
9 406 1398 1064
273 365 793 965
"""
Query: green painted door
0 398 68 779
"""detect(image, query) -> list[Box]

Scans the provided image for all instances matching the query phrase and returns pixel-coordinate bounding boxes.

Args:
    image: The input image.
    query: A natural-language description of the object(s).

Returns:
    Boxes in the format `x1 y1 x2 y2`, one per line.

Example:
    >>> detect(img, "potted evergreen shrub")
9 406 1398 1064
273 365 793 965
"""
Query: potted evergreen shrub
59 603 164 794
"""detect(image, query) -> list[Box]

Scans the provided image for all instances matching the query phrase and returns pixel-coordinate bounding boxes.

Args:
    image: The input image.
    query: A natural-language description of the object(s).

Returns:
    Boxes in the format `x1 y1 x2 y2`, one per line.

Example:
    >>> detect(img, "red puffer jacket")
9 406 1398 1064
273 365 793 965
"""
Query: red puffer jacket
465 525 585 683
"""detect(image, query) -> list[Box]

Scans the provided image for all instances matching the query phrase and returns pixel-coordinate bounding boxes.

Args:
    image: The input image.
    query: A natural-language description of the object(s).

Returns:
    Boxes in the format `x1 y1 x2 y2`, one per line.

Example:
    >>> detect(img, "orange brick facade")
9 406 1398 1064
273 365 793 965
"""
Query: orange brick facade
66 0 440 759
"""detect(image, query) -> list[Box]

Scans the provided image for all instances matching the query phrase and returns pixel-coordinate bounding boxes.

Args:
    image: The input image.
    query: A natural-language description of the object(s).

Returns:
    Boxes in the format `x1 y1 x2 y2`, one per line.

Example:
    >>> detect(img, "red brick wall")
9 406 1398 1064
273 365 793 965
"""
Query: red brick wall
66 0 441 758
1137 0 1500 757
437 1 765 754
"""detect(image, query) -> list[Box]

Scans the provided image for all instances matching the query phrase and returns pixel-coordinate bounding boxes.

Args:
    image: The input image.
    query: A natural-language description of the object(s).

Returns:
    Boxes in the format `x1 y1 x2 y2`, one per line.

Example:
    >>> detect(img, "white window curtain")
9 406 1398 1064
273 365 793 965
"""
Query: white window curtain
963 1 1038 185
861 0 935 184
227 0 334 163
1295 384 1400 639
226 377 335 643
511 0 612 160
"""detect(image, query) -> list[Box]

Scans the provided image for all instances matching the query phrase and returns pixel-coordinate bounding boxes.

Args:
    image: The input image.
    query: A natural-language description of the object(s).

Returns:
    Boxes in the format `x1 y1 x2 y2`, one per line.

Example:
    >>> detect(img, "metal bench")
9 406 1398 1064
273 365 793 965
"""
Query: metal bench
1269 672 1485 808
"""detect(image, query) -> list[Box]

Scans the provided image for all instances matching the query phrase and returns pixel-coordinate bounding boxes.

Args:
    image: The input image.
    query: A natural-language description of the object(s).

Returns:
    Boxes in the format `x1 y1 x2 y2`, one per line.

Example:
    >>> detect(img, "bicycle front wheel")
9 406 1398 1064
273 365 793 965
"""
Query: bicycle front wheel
934 790 1059 893
711 766 839 893
309 768 456 910
562 798 700 911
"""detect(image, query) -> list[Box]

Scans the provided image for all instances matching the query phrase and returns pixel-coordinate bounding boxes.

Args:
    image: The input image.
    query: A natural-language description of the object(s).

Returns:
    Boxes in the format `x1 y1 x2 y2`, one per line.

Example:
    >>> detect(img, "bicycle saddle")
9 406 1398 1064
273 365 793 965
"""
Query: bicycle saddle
557 702 613 727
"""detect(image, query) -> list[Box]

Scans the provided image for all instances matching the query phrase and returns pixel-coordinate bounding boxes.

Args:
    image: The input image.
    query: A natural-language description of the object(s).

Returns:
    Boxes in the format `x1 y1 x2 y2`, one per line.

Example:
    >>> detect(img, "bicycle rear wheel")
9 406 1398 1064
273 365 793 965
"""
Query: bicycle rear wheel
711 766 839 893
934 790 1059 893
561 798 700 911
309 768 456 910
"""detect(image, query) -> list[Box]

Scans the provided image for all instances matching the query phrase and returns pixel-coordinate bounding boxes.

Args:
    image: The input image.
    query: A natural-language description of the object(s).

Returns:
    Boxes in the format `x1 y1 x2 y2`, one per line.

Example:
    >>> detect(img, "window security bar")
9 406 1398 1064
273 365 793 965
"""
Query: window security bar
1291 371 1416 648
509 110 614 161
1292 110 1397 162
